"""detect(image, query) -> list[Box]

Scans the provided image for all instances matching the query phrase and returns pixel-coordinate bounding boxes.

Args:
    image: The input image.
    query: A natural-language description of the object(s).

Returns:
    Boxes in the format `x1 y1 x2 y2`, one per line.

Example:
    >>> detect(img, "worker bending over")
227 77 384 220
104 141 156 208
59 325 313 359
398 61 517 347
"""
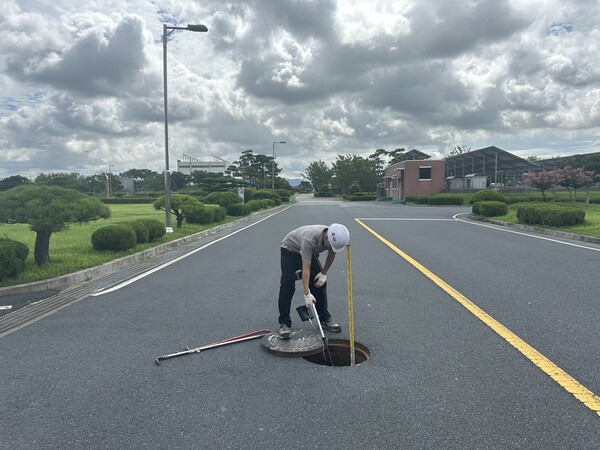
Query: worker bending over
277 223 350 340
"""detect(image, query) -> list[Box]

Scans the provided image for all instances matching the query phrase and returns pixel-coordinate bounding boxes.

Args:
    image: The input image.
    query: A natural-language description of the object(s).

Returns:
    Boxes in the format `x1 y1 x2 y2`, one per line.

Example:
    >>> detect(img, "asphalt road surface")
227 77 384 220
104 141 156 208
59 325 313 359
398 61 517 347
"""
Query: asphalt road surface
1 195 599 449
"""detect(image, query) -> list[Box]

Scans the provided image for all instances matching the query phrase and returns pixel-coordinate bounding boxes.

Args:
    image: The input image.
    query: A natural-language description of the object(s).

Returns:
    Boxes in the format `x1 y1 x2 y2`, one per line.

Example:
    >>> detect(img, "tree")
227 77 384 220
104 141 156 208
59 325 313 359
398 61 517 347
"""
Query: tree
556 166 595 202
296 180 313 193
388 148 406 164
332 154 356 195
153 194 202 228
170 171 191 191
303 161 333 192
35 172 89 192
0 175 30 191
0 185 110 266
523 170 560 202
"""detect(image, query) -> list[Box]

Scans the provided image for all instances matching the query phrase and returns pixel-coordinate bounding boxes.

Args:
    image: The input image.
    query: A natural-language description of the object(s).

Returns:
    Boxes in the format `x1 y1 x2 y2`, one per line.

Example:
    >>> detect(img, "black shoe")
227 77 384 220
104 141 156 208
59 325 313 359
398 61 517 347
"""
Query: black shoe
278 324 291 340
321 319 341 332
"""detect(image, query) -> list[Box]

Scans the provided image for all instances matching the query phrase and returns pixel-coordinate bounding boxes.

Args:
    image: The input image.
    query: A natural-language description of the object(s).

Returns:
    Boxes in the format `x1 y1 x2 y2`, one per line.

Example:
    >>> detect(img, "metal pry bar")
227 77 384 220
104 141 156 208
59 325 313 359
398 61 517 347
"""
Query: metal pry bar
155 329 270 365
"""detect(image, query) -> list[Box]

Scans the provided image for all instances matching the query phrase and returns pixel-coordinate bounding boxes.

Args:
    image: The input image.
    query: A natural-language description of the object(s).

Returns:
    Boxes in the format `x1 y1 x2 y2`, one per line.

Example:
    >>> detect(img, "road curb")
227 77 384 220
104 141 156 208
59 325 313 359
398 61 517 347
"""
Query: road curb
468 214 600 245
0 206 289 297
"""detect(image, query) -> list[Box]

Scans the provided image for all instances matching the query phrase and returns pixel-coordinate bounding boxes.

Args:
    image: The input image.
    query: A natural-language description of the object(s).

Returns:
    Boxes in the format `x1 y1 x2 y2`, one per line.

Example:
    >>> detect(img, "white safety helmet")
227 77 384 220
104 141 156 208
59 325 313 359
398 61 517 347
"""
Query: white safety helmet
327 223 350 253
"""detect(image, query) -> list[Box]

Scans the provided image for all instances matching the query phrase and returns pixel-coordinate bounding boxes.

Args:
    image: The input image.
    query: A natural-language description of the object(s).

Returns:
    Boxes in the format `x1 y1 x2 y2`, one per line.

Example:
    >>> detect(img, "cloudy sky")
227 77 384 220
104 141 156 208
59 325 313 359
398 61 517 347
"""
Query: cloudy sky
1 0 599 180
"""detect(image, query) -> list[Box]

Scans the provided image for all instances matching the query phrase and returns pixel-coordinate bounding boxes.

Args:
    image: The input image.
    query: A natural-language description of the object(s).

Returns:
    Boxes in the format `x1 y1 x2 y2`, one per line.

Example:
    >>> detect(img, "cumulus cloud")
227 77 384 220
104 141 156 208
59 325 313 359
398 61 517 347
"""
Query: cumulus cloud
1 0 600 178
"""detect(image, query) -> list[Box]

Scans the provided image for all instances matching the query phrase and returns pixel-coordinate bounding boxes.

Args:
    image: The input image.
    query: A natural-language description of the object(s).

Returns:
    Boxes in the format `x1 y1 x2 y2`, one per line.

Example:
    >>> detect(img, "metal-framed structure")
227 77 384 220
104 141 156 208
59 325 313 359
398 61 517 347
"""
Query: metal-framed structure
445 146 542 190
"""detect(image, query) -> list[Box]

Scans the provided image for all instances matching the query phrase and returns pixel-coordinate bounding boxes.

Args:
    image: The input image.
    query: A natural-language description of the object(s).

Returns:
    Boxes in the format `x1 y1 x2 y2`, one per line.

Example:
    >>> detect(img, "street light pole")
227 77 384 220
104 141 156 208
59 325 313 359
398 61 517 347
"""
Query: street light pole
163 23 208 233
272 141 286 190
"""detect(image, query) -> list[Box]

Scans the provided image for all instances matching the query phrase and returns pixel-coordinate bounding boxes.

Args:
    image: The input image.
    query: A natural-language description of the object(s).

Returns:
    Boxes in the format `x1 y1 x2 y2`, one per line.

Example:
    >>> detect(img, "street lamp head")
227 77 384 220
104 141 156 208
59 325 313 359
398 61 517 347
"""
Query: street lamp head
187 24 208 32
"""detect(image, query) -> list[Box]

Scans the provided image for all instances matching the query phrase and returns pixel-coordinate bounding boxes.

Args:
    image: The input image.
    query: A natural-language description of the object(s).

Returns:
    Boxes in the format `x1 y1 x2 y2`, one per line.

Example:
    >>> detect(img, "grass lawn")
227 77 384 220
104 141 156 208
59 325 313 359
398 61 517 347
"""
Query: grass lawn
491 202 600 238
0 204 243 287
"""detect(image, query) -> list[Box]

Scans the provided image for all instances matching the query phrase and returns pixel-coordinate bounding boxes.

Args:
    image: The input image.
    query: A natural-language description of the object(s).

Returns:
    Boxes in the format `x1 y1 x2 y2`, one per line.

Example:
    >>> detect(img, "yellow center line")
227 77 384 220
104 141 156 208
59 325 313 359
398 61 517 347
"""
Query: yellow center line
356 218 600 416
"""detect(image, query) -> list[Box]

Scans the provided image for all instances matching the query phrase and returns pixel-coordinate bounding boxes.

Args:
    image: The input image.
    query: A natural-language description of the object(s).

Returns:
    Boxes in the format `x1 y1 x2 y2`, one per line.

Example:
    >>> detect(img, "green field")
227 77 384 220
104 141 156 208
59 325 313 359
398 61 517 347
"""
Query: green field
0 204 240 287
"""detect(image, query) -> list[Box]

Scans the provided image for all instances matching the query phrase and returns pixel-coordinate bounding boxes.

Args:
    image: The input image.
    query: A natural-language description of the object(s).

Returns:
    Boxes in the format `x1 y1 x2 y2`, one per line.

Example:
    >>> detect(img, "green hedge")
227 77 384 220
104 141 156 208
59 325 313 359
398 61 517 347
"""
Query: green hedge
91 225 137 251
342 194 377 201
314 191 335 197
275 189 293 202
516 204 585 227
205 204 226 222
469 190 506 204
184 204 211 224
119 221 150 244
405 195 429 204
472 201 508 217
251 190 282 205
427 195 464 205
203 191 242 208
132 218 165 242
226 203 252 216
101 197 155 204
0 238 29 281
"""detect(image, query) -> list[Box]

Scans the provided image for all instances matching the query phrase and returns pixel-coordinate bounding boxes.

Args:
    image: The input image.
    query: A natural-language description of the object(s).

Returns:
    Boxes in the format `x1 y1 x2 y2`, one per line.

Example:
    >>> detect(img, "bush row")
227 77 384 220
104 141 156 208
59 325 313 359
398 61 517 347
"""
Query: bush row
472 201 508 217
516 204 585 227
91 219 165 251
0 238 29 281
342 194 377 201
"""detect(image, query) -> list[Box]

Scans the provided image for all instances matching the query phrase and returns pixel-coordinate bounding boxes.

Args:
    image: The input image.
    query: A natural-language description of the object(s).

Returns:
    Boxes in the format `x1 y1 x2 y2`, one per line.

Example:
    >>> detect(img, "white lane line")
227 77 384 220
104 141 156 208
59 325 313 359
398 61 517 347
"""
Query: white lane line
356 218 456 221
92 207 291 296
453 213 600 253
0 305 12 310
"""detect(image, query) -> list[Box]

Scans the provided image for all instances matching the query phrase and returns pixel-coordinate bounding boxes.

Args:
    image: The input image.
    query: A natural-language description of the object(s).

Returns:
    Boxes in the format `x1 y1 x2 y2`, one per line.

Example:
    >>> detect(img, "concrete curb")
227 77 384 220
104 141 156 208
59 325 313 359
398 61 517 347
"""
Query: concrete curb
468 214 600 245
0 206 289 297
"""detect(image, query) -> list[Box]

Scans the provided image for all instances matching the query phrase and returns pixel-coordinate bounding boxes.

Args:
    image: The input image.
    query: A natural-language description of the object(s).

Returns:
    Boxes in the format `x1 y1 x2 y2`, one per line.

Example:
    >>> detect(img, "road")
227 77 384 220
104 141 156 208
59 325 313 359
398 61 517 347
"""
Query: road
1 195 599 449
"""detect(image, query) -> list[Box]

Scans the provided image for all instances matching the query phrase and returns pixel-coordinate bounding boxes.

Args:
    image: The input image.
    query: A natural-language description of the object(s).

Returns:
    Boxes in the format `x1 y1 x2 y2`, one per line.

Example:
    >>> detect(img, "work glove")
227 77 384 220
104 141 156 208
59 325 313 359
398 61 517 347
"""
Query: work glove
313 272 327 288
304 293 316 309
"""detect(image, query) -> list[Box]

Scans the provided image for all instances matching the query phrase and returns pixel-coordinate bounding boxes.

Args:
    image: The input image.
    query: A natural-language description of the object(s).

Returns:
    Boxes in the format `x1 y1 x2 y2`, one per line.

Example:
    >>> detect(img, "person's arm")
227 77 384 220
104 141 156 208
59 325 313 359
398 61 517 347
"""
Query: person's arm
320 251 336 275
301 258 312 295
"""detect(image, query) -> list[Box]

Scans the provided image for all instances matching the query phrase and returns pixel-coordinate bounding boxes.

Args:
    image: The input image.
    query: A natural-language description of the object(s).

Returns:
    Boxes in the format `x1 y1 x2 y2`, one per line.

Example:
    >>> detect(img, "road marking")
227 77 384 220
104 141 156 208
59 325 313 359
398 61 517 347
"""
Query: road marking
356 218 455 221
356 218 600 417
92 207 291 296
0 305 12 310
453 213 600 253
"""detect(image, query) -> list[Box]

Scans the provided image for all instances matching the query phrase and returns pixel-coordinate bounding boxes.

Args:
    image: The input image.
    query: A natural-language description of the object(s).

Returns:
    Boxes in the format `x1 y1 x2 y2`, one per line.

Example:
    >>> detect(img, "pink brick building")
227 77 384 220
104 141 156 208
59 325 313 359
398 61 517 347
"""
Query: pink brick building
383 160 446 200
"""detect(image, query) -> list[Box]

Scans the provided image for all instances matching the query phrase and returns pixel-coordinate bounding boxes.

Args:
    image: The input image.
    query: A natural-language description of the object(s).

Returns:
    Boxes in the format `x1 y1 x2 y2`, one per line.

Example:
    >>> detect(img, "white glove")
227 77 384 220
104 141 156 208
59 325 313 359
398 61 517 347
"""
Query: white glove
313 272 327 288
304 293 316 308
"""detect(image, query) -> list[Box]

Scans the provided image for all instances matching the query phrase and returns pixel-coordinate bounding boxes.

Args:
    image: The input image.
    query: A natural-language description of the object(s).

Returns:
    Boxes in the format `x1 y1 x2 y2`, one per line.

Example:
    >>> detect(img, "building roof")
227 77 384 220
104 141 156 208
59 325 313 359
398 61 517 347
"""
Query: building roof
445 146 542 173
392 149 431 162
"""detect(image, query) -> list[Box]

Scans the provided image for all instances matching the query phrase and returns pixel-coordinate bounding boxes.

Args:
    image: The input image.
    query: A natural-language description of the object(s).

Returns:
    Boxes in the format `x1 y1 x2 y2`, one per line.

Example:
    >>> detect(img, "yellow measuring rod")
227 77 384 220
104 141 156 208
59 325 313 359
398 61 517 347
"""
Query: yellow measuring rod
346 244 355 366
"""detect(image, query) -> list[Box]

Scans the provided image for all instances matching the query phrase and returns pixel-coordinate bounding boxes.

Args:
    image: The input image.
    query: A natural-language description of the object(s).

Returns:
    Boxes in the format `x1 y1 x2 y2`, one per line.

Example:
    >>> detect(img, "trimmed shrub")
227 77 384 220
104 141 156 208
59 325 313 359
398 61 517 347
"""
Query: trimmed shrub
406 195 429 204
185 204 213 224
251 190 282 205
205 204 226 222
136 219 165 242
275 189 293 202
203 191 242 208
343 194 377 201
469 190 506 204
243 187 256 203
315 190 334 197
473 201 507 217
91 225 137 251
226 203 252 216
516 204 585 227
0 239 29 281
505 194 548 204
427 195 464 205
119 221 149 244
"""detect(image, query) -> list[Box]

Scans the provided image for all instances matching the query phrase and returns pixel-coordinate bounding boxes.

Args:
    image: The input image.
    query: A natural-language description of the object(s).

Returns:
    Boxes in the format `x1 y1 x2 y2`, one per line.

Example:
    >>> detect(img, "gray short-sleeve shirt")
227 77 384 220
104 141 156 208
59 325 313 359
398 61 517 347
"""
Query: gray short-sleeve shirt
281 225 328 262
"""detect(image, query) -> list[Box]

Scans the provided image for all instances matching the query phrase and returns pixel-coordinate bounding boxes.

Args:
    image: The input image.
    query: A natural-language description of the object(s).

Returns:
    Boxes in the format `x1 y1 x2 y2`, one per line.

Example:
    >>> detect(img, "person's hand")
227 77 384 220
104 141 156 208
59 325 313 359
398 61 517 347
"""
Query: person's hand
304 293 316 308
313 272 327 288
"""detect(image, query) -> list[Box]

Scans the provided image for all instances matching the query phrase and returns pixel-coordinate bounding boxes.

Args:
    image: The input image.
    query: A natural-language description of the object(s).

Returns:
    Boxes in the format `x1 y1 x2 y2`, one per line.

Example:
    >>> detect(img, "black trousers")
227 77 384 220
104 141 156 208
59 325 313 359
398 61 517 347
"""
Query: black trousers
278 247 331 327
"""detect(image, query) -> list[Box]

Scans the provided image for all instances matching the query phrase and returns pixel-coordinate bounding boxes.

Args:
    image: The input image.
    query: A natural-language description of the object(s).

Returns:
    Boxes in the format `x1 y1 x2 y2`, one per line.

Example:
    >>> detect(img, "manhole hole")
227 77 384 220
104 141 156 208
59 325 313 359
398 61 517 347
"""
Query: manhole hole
303 339 371 367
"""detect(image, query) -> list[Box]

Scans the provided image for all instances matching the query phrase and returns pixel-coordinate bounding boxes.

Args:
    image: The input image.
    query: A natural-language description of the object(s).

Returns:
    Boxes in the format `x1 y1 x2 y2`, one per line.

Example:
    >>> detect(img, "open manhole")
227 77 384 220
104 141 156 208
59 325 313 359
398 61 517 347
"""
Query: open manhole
303 339 371 367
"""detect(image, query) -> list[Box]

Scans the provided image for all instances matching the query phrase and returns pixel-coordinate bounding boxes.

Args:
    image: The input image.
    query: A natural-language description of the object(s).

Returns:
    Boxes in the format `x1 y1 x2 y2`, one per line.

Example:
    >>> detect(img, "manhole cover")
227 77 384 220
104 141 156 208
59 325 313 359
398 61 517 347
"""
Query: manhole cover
261 328 324 357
